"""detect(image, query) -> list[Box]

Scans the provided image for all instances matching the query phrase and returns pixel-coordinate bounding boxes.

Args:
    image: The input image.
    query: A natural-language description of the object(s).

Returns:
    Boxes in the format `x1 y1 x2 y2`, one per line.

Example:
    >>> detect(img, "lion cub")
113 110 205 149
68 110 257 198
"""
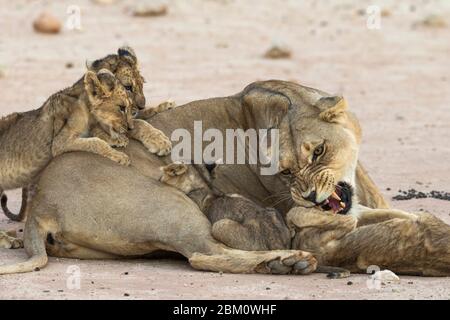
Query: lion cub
159 163 292 251
0 69 134 204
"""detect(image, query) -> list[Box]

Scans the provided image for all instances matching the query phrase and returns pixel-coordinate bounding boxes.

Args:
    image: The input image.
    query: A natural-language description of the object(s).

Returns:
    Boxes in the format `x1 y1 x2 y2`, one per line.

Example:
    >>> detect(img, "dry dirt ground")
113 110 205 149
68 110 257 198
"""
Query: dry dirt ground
0 0 449 300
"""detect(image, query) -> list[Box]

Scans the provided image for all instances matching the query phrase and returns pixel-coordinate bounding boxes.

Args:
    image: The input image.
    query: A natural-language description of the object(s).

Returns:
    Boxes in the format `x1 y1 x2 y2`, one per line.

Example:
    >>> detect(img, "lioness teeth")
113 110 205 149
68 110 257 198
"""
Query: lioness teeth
339 202 346 208
331 191 341 201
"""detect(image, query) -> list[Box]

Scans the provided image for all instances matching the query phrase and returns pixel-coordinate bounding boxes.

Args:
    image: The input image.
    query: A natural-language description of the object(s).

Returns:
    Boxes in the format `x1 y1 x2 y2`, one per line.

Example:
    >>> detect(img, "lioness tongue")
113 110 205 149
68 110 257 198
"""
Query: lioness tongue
328 198 341 213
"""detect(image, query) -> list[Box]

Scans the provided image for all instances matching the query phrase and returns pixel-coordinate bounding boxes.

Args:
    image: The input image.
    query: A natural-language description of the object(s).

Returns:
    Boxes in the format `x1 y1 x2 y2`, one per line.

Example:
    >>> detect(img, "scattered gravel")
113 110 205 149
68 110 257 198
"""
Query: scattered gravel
393 189 450 201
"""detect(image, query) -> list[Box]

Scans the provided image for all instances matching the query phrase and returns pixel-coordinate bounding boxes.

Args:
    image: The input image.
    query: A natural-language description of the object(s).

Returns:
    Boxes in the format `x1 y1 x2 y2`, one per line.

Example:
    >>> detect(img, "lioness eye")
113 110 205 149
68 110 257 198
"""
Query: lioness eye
124 85 133 92
119 105 127 113
281 169 291 176
313 145 324 157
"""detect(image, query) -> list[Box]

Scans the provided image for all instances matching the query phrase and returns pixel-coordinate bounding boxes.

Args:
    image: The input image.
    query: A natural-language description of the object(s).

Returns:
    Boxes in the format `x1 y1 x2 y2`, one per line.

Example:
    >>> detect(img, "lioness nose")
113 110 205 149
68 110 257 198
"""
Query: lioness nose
304 191 317 204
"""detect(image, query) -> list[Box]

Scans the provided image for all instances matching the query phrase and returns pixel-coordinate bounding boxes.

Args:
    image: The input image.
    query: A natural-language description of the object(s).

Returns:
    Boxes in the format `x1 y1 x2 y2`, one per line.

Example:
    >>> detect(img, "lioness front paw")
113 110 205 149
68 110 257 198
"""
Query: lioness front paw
143 130 172 156
108 150 131 166
0 231 24 249
256 251 317 275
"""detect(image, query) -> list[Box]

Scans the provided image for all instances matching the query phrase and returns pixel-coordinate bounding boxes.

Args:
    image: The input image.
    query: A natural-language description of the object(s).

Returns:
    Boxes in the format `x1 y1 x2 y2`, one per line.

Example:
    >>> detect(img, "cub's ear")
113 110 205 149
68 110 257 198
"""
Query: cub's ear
118 46 137 65
315 96 348 123
86 55 119 71
242 87 290 130
84 69 115 103
96 69 116 94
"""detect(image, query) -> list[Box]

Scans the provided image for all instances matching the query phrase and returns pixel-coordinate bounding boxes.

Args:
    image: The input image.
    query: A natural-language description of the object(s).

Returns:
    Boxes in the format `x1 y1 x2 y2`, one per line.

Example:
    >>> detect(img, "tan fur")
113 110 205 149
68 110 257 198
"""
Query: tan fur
0 68 133 242
1 80 447 277
287 207 450 276
1 47 172 222
87 47 172 156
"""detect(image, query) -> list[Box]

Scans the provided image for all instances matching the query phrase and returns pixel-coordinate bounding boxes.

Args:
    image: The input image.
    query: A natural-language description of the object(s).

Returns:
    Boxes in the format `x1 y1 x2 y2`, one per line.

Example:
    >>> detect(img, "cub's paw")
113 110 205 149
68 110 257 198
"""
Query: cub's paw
0 231 24 249
110 134 129 148
161 163 188 177
144 131 172 156
109 150 131 166
157 100 176 112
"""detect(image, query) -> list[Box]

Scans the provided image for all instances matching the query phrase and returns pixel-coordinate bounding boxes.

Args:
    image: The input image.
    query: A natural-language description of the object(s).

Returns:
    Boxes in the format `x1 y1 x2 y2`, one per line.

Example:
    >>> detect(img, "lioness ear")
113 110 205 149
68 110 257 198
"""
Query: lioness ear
118 46 137 65
242 88 290 130
316 96 348 123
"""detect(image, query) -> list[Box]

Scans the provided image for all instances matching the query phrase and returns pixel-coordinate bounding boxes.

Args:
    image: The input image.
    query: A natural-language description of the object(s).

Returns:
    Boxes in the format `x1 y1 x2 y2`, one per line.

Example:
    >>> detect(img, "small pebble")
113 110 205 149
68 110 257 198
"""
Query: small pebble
33 12 61 34
133 3 168 17
420 15 447 28
347 281 353 285
264 45 292 59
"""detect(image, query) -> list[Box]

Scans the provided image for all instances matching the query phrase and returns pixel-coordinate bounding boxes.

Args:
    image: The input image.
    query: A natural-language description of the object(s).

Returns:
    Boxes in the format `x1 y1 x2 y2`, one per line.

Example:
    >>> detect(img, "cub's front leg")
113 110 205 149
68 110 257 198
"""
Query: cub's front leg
128 119 172 156
52 126 130 166
90 126 129 148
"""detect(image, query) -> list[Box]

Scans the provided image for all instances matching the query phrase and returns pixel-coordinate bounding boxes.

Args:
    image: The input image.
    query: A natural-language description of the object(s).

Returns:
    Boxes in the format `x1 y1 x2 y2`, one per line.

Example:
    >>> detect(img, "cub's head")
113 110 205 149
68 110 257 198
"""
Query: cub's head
243 81 362 215
84 69 134 139
86 46 145 116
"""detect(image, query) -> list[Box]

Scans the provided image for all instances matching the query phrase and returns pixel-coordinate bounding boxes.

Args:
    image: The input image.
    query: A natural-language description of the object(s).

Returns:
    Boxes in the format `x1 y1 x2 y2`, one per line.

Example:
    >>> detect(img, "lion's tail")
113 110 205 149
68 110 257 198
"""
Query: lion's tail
0 217 48 275
1 188 28 222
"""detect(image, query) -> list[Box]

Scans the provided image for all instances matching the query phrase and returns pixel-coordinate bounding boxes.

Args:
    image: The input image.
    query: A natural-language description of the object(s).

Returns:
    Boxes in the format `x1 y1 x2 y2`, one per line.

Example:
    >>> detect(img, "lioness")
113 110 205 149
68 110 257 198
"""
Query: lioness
0 80 448 276
158 162 449 277
0 47 173 221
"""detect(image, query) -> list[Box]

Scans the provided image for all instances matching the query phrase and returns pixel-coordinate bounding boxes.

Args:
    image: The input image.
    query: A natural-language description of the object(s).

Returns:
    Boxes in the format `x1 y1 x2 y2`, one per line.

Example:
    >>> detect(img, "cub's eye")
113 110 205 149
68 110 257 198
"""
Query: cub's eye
119 105 127 113
124 85 133 92
281 169 291 176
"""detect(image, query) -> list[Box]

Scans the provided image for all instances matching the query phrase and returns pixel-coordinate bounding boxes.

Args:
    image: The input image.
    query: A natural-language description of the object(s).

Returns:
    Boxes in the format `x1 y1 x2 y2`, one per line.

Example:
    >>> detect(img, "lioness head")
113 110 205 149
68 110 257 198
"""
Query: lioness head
86 46 145 115
242 81 362 215
84 69 134 139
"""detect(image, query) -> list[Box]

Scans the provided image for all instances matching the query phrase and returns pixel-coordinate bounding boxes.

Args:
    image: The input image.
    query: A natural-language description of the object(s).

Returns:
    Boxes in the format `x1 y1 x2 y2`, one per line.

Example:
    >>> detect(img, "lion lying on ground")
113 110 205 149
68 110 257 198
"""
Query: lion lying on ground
160 162 450 276
0 80 449 276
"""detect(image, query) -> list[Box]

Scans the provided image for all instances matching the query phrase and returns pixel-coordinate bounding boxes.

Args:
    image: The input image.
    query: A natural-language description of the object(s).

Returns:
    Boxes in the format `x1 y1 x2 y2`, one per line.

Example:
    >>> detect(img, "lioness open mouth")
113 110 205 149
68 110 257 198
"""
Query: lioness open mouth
319 182 353 215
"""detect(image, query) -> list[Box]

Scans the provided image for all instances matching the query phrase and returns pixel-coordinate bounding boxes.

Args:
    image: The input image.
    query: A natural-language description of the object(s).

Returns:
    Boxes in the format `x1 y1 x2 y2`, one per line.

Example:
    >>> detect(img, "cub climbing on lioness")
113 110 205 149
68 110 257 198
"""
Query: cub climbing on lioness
0 47 173 223
0 69 135 225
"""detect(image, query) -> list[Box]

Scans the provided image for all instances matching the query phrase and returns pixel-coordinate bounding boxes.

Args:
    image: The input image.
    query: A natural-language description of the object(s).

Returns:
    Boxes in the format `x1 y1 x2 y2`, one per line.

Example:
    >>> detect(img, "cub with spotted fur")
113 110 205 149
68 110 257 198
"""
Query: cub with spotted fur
0 69 133 233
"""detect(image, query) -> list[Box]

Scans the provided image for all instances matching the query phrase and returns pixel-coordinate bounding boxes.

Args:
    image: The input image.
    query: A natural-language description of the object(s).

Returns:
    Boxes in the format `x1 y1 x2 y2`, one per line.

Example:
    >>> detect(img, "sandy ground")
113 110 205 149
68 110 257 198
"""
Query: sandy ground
0 0 449 300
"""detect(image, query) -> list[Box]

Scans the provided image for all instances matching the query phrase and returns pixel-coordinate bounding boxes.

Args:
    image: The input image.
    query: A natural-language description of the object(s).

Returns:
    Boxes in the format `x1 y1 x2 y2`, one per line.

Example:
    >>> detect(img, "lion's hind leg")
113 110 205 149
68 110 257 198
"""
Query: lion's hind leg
188 244 317 275
330 213 450 276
